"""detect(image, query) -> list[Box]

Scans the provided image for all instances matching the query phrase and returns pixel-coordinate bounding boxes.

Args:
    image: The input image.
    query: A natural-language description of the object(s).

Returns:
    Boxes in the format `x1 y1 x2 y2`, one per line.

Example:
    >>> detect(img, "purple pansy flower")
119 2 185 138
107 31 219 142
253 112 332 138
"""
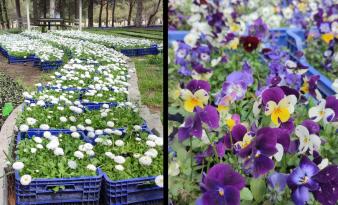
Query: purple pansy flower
239 127 278 178
312 165 338 205
268 172 288 192
301 120 320 135
178 105 219 142
325 96 338 122
186 79 211 93
287 156 320 205
197 163 245 205
215 62 254 104
248 18 268 40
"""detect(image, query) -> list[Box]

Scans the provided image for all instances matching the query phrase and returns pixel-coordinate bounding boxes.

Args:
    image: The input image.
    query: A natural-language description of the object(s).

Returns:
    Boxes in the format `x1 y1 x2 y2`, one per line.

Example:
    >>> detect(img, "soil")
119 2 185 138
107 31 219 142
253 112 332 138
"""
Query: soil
0 54 44 89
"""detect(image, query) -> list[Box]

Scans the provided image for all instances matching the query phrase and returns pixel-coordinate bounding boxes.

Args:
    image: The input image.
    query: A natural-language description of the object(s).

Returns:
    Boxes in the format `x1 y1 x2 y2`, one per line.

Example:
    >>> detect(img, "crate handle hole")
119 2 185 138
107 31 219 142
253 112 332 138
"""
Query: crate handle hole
136 181 157 189
46 184 76 192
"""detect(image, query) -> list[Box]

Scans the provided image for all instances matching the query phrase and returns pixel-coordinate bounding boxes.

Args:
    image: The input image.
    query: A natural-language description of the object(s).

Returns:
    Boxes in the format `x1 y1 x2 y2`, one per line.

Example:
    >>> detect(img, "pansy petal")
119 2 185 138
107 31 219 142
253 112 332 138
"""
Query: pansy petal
262 87 285 105
231 124 247 142
274 143 284 162
265 101 277 115
292 186 310 205
301 120 320 135
195 89 210 105
186 80 211 93
253 155 274 178
295 125 310 139
309 106 322 122
300 156 320 177
200 105 219 129
324 108 335 123
278 108 291 123
268 172 288 191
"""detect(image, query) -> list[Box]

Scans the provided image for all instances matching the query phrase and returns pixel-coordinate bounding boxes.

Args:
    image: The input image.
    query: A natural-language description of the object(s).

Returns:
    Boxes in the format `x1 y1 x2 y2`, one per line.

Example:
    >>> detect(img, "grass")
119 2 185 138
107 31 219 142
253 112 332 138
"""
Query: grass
133 54 163 115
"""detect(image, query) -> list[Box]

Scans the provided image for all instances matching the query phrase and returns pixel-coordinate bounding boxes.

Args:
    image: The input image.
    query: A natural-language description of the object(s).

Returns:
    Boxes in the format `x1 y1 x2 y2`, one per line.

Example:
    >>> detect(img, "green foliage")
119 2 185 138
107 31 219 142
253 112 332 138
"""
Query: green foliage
250 178 267 203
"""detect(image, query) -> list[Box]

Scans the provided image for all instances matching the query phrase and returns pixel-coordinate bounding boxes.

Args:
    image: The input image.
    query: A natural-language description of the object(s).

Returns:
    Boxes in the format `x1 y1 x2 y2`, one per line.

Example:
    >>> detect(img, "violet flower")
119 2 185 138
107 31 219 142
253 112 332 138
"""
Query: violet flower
238 127 278 178
325 96 338 122
248 18 268 40
197 163 245 205
178 105 219 142
215 61 254 104
268 172 288 192
300 75 320 97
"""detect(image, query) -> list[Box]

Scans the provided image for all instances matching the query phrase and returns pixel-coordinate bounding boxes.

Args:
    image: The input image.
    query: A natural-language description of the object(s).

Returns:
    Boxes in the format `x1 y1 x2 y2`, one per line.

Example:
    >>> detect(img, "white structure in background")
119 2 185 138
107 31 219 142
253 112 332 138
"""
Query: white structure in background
79 0 82 31
50 0 55 18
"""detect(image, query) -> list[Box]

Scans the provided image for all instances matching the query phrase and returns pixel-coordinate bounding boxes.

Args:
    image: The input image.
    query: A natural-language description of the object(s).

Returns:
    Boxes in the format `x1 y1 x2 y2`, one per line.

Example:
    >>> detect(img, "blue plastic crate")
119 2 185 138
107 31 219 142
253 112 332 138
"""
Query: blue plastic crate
7 54 36 64
120 47 159 57
101 172 163 205
33 60 63 71
15 129 102 205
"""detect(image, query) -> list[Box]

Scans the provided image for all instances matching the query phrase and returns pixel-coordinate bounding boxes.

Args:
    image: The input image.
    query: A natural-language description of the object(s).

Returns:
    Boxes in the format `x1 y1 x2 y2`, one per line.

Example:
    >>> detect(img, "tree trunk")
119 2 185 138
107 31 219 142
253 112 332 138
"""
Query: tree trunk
135 0 143 26
32 0 39 24
15 0 22 28
111 0 116 27
75 0 79 20
127 0 135 26
98 0 103 27
105 0 109 27
0 0 4 29
59 0 64 19
88 0 94 27
2 0 9 28
147 0 161 26
50 0 55 18
43 0 47 18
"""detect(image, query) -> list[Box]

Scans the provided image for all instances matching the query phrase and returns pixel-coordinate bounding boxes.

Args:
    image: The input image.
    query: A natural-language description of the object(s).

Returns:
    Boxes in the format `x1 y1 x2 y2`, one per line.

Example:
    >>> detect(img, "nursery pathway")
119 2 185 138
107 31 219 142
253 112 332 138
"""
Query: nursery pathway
0 54 44 89
128 59 163 138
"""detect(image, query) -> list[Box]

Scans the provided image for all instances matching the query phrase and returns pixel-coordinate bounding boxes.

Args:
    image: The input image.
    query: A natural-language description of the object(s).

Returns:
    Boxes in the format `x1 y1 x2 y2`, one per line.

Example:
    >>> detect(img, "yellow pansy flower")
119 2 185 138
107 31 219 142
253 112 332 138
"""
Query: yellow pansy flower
181 89 209 112
265 95 297 125
301 81 309 94
235 133 253 149
322 33 334 44
228 38 239 50
298 3 307 13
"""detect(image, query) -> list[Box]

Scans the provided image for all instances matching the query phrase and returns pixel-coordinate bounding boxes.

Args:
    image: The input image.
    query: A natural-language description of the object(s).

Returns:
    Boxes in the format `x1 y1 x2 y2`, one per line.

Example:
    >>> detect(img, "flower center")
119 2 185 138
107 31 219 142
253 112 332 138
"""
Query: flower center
218 187 224 196
248 43 252 47
299 176 309 184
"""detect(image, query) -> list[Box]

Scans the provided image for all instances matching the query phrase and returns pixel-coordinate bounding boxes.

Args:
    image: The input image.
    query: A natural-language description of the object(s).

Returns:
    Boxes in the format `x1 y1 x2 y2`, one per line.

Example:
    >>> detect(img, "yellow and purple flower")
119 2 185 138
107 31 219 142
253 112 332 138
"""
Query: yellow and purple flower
181 80 210 112
263 87 297 125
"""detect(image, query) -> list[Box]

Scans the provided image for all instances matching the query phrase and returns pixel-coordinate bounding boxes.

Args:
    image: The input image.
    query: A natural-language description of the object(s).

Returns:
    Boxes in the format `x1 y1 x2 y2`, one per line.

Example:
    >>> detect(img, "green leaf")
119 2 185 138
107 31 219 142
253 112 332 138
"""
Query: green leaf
250 178 266 202
240 187 253 201
2 103 13 117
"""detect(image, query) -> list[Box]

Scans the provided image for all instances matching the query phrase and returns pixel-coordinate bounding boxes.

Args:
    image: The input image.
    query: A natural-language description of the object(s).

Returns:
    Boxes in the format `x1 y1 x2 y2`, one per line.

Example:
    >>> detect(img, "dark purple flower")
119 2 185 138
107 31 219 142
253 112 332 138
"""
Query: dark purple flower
312 165 338 205
207 12 224 33
301 120 320 135
186 80 211 93
273 128 291 152
192 63 213 74
287 156 320 205
240 36 260 53
280 118 295 134
262 87 285 105
198 163 245 205
224 124 247 149
268 172 288 191
178 105 219 142
240 127 278 177
325 96 338 122
301 75 320 97
248 18 268 40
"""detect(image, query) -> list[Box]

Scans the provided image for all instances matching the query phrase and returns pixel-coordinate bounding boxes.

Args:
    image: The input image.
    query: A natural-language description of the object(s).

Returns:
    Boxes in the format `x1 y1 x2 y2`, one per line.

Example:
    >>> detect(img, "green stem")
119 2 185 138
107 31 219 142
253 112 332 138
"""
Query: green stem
190 137 193 180
206 133 221 163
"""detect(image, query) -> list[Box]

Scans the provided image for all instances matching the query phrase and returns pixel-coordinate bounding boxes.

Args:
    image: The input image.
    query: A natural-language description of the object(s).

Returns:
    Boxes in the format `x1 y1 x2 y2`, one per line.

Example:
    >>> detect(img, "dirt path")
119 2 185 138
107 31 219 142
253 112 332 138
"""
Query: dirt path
0 54 45 89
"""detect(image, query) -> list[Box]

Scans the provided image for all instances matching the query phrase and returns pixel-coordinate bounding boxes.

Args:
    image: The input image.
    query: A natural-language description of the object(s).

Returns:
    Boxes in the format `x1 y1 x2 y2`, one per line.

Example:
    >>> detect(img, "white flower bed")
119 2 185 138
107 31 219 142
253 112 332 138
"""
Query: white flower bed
0 34 64 61
51 30 156 49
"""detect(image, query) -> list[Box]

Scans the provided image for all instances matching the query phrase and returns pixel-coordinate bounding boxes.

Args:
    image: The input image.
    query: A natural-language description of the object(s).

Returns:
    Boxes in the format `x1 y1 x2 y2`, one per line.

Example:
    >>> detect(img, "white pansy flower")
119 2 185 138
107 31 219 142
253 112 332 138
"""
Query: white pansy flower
273 143 284 162
107 121 115 128
71 132 81 139
43 131 51 139
86 164 96 171
20 124 29 132
54 147 64 156
115 165 124 171
70 126 77 132
133 153 141 158
115 140 124 147
296 125 321 154
30 148 37 154
134 125 141 131
20 175 32 186
139 156 152 166
114 156 126 164
85 119 92 125
12 162 24 170
318 158 329 170
26 117 37 126
74 151 84 159
40 124 50 130
60 116 68 123
105 152 115 159
309 100 335 123
155 175 163 187
33 137 42 144
36 144 43 149
146 140 156 148
145 149 158 158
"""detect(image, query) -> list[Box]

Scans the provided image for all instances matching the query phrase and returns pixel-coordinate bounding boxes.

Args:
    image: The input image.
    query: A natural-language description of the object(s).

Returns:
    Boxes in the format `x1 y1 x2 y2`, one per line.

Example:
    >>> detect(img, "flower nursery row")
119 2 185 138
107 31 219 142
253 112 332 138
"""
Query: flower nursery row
168 1 338 205
1 32 163 204
51 30 157 50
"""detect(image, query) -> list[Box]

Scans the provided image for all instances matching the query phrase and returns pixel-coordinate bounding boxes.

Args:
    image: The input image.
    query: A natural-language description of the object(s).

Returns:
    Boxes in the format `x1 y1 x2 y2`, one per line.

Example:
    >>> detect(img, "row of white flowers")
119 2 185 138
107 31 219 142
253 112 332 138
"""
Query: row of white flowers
0 34 64 61
51 30 156 49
